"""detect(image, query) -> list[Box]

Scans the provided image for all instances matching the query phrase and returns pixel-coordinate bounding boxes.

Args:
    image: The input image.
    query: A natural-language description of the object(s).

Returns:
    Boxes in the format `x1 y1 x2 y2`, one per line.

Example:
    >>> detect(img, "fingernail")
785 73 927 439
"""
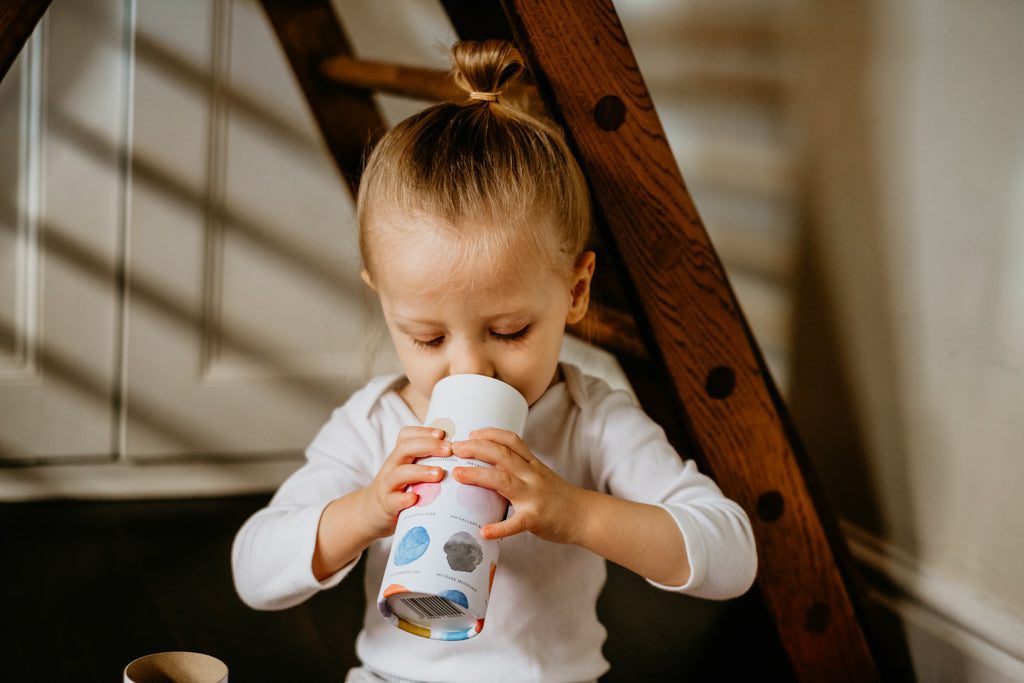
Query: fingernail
433 429 444 438
431 468 441 477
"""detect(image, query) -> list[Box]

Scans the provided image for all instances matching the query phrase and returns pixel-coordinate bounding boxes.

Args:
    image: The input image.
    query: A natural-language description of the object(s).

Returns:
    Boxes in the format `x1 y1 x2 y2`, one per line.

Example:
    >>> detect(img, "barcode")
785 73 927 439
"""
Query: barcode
400 595 464 619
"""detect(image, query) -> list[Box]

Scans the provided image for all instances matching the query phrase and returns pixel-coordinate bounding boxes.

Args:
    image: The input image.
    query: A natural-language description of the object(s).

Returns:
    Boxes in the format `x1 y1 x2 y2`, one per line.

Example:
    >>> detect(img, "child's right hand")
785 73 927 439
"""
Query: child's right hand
359 426 451 540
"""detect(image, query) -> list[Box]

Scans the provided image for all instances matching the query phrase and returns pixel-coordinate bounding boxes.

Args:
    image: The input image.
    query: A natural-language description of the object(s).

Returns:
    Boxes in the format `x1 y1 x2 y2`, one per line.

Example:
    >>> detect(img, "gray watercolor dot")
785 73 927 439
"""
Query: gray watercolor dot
443 531 483 572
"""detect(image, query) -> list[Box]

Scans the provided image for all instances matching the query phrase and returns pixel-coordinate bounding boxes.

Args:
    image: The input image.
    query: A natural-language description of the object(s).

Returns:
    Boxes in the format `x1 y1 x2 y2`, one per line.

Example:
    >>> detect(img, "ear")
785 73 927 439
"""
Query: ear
565 251 596 325
360 268 377 292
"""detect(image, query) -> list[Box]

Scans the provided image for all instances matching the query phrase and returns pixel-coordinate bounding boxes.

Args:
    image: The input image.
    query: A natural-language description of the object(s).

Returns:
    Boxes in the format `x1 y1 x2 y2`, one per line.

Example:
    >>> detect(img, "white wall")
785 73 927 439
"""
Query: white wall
790 0 1024 679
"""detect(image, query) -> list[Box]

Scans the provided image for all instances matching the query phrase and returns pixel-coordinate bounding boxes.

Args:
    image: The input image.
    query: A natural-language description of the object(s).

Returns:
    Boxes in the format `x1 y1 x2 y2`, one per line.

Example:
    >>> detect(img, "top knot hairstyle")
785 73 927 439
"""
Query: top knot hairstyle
452 39 523 103
356 39 593 280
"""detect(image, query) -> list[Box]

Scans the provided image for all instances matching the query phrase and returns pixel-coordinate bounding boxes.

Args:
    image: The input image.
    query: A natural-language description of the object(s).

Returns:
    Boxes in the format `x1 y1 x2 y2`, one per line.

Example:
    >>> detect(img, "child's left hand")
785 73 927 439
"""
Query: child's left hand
451 428 585 544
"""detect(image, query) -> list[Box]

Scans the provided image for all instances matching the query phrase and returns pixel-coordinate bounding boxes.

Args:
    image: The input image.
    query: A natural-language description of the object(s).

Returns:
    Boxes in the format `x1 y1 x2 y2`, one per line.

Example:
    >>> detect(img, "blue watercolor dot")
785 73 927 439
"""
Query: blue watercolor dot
395 526 430 565
439 589 469 609
437 628 472 641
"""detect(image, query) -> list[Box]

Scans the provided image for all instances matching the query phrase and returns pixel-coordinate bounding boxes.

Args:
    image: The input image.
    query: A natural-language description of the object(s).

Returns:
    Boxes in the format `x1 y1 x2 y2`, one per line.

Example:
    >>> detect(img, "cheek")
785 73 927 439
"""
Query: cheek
389 332 439 378
385 322 421 357
395 346 447 406
396 343 439 376
500 327 564 404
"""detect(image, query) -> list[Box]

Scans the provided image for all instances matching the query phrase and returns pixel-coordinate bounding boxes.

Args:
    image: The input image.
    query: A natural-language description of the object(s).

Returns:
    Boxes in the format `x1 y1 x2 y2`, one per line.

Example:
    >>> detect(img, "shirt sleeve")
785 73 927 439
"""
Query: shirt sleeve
231 403 378 611
586 385 757 600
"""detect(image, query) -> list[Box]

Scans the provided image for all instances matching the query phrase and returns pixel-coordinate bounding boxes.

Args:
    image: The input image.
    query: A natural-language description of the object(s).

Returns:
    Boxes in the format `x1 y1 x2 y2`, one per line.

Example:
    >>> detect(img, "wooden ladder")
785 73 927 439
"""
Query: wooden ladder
0 1 885 680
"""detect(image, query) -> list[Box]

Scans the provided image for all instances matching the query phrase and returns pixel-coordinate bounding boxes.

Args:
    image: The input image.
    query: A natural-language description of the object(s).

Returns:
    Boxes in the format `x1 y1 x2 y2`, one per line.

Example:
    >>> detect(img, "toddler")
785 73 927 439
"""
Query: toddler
232 39 757 683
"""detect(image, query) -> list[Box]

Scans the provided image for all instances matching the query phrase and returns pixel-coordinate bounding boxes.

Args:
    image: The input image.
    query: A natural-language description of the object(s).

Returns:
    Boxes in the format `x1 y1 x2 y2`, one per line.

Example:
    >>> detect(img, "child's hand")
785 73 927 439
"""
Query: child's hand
360 426 451 540
451 429 585 544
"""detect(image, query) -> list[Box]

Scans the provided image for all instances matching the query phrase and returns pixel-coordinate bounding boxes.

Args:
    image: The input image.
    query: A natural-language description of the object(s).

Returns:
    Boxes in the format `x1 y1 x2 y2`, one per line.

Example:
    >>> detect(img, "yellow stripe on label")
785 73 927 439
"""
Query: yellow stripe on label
397 618 431 639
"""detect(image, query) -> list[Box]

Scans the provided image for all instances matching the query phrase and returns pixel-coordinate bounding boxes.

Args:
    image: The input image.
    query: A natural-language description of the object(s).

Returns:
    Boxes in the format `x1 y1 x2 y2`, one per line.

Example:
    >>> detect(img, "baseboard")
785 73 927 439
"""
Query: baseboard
0 457 303 501
843 521 1024 683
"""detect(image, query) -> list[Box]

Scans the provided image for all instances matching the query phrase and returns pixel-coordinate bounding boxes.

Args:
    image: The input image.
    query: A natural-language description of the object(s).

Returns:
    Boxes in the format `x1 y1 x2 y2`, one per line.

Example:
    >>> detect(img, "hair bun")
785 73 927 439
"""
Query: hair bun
451 39 525 105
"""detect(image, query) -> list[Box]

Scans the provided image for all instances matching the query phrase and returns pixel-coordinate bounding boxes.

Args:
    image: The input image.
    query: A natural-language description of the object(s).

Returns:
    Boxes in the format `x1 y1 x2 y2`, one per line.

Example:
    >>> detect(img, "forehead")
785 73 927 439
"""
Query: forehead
372 223 561 320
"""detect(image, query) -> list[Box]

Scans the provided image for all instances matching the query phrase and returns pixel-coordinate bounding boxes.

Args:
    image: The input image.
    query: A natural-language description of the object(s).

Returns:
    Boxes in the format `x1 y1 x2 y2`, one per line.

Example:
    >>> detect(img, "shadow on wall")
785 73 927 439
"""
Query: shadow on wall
0 0 386 463
788 0 917 554
786 2 917 679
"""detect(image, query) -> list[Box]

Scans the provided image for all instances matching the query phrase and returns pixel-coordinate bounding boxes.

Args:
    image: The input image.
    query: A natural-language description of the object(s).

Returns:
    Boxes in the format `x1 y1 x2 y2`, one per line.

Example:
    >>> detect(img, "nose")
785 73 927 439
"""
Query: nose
448 337 494 378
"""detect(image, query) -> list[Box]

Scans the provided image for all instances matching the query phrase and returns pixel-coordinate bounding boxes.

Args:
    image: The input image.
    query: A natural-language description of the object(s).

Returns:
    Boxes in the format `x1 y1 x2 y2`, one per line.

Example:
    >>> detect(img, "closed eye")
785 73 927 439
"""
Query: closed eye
411 325 532 350
411 336 444 350
492 325 531 342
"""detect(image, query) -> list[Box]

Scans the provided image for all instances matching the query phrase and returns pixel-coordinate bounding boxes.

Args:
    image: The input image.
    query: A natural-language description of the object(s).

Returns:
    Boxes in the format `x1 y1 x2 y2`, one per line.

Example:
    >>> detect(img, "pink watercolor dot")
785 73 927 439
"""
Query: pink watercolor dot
411 482 442 507
456 483 503 519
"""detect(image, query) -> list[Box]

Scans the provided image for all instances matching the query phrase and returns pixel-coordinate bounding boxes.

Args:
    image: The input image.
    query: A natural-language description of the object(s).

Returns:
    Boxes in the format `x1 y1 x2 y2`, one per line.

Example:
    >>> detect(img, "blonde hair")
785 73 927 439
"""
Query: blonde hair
356 39 592 281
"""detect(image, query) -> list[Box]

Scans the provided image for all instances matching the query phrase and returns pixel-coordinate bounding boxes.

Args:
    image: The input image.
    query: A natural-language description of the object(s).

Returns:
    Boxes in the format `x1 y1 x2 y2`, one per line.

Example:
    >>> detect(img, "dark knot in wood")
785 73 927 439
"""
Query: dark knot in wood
756 490 784 521
594 95 626 131
704 365 735 399
805 602 831 633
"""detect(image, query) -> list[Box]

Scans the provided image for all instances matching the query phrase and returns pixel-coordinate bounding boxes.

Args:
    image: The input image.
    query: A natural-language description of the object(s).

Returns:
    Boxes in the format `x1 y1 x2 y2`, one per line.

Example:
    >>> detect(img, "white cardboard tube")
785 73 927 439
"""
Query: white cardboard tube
376 374 528 640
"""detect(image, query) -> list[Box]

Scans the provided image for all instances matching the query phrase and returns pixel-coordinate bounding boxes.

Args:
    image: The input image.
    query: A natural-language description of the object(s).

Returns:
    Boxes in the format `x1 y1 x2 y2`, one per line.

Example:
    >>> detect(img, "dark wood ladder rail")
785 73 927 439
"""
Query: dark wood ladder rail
0 0 51 82
2 1 885 681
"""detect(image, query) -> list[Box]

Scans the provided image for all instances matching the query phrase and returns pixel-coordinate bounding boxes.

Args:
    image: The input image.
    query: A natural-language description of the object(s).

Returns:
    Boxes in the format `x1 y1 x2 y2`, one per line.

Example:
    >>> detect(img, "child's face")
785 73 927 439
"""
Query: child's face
363 224 594 414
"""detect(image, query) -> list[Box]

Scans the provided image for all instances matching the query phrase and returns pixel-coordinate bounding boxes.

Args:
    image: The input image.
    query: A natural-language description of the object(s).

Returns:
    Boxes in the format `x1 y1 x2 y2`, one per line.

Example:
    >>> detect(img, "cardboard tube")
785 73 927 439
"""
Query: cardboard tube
123 651 228 683
376 374 528 640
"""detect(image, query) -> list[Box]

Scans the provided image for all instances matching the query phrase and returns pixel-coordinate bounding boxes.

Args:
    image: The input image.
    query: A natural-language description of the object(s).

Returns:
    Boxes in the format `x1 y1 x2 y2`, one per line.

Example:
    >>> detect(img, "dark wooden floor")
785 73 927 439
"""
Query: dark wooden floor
0 495 794 682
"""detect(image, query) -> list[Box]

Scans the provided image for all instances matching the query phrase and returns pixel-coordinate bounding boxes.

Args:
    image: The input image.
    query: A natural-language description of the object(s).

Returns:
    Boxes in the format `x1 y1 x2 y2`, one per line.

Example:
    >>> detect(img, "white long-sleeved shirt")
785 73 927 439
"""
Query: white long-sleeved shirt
232 362 757 683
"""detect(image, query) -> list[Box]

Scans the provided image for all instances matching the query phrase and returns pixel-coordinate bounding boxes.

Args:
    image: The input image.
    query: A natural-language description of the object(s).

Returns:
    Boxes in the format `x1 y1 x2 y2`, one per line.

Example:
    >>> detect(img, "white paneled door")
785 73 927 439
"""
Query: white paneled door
0 4 127 463
1 0 403 473
124 0 398 459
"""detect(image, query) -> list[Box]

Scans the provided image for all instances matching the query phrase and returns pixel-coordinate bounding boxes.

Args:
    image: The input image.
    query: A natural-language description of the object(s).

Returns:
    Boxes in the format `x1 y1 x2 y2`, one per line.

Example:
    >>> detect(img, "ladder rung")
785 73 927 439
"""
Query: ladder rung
320 56 465 102
319 55 545 114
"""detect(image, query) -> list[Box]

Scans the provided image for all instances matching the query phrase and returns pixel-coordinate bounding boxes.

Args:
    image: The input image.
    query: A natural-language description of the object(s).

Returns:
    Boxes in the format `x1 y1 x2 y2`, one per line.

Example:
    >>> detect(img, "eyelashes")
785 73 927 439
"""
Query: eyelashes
493 325 531 342
411 336 444 350
411 325 531 351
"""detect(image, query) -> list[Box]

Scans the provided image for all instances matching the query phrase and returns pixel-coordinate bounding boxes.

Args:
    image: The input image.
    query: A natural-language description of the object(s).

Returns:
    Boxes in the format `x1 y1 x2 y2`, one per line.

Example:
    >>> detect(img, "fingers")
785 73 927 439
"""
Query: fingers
452 464 513 497
387 462 446 491
481 514 528 540
384 490 419 517
451 437 518 468
447 467 523 539
466 428 529 458
373 426 452 518
374 464 444 520
389 433 452 465
398 425 450 441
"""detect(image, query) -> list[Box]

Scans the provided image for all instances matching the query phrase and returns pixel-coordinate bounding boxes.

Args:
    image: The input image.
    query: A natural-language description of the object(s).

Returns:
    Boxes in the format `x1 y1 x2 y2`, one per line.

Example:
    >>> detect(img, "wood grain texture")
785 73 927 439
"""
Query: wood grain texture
320 56 466 103
492 0 882 680
567 303 648 361
259 0 386 197
0 0 50 83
